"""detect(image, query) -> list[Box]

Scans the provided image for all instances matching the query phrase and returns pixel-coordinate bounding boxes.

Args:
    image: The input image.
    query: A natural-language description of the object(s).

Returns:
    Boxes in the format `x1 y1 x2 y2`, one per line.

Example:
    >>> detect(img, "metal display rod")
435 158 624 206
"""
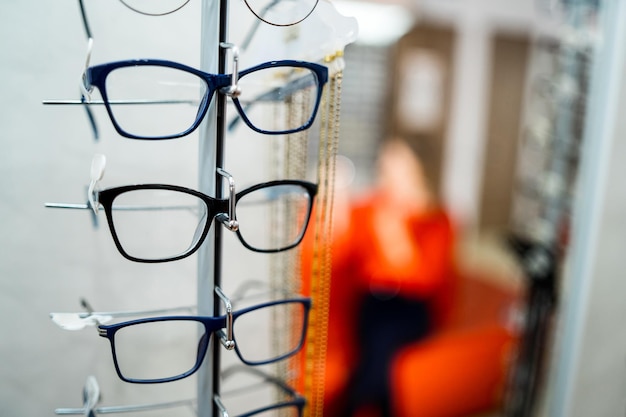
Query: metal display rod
197 1 228 416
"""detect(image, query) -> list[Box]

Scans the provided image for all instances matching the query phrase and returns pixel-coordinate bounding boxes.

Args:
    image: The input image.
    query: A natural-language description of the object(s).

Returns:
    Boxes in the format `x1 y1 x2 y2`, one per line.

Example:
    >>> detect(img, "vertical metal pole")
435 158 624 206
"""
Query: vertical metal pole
197 1 228 416
212 0 230 413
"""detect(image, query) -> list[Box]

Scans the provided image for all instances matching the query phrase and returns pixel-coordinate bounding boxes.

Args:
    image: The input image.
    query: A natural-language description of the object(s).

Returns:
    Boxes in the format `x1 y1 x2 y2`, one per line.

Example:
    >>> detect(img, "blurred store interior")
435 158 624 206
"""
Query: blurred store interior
1 0 625 416
328 1 625 417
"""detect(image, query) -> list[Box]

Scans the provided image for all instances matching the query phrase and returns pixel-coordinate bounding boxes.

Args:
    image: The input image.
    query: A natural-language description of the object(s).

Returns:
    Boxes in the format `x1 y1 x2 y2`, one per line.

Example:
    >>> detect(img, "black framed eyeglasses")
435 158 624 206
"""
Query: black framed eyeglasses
46 155 318 262
97 296 311 383
78 58 328 139
49 178 317 262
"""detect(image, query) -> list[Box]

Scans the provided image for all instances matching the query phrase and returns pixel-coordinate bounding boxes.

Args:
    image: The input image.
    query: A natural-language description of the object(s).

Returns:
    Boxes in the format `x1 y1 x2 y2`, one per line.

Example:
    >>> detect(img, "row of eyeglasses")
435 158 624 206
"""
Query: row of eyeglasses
48 1 327 415
56 367 306 417
51 282 310 415
53 281 310 381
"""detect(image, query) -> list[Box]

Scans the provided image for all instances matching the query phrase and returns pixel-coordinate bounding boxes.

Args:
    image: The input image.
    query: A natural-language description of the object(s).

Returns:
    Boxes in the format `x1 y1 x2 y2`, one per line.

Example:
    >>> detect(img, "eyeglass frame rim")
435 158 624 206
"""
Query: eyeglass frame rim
83 58 329 139
243 0 321 27
218 364 306 417
216 395 306 417
97 297 312 384
96 179 318 263
113 0 319 26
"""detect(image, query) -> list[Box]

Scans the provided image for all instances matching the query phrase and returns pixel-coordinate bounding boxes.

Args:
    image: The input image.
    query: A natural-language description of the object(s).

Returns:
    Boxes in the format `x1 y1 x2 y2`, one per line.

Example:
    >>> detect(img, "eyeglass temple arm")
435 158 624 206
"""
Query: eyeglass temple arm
76 297 196 319
56 397 196 415
219 42 241 98
77 0 92 39
215 286 235 350
216 168 239 232
50 297 197 331
76 0 99 141
81 96 100 141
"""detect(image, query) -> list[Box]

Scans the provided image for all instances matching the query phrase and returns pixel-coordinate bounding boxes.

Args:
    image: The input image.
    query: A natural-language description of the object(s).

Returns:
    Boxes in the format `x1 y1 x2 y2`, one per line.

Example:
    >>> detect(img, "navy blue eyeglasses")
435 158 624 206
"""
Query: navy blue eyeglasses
81 59 328 139
97 297 311 383
54 367 305 416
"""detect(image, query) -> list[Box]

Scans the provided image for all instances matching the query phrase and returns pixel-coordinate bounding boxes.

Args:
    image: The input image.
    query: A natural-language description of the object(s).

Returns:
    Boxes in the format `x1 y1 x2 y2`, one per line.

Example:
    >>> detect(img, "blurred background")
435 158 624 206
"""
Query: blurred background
1 0 625 417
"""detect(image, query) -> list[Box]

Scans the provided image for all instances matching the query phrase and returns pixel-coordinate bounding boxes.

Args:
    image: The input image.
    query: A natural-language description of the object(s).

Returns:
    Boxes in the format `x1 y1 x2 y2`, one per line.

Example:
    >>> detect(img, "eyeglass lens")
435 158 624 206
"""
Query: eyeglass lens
106 183 312 261
235 183 312 252
233 299 307 365
113 319 205 382
235 64 320 134
109 302 307 382
108 188 208 262
100 63 320 138
103 65 207 139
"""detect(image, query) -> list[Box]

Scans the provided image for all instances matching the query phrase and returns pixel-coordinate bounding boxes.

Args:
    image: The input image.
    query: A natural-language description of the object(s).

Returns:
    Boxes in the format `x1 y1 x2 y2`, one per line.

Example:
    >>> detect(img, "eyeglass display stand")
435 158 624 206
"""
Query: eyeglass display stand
44 1 357 416
197 1 227 416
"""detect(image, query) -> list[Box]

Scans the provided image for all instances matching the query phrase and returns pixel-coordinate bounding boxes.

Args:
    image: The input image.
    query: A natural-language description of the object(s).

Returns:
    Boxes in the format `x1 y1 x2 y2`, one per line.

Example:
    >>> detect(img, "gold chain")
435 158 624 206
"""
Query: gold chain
303 68 342 417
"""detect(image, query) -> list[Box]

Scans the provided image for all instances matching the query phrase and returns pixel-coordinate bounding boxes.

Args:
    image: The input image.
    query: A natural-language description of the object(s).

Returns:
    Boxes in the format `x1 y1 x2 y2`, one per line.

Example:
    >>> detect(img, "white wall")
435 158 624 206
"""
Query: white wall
0 2 202 415
417 0 536 228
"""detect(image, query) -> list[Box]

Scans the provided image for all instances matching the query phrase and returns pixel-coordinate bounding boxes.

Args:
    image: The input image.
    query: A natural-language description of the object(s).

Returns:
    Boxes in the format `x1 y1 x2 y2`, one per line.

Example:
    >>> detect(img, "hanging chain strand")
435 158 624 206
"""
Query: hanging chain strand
303 66 342 417
274 85 311 399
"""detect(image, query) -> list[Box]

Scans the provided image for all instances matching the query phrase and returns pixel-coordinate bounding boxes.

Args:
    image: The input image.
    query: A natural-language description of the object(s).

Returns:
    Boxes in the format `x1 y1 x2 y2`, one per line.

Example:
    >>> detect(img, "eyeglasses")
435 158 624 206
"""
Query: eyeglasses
46 2 327 140
78 58 327 139
215 365 306 417
51 288 311 384
55 367 305 416
97 297 310 383
118 0 320 26
46 155 318 263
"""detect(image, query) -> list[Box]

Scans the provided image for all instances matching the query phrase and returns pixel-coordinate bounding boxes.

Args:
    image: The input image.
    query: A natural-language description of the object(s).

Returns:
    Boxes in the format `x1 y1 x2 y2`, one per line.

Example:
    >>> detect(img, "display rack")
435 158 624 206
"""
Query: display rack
48 1 358 417
197 1 225 415
505 1 599 416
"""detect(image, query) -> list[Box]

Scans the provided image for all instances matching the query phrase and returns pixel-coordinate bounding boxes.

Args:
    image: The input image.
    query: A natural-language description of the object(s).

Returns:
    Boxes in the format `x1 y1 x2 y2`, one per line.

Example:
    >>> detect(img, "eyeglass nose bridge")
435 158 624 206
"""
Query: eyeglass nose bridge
216 168 239 232
215 286 235 351
219 42 241 98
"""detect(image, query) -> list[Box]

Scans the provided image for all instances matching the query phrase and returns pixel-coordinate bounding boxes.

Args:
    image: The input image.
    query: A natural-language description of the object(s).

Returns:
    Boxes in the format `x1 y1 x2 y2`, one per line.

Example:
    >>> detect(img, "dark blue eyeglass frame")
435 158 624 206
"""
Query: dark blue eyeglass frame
96 179 318 263
97 297 311 384
219 391 305 417
83 59 329 139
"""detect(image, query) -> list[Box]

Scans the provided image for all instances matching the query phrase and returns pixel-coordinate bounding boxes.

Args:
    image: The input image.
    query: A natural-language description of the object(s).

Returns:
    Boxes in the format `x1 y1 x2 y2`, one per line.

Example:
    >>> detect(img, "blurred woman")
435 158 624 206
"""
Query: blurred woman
334 138 457 417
